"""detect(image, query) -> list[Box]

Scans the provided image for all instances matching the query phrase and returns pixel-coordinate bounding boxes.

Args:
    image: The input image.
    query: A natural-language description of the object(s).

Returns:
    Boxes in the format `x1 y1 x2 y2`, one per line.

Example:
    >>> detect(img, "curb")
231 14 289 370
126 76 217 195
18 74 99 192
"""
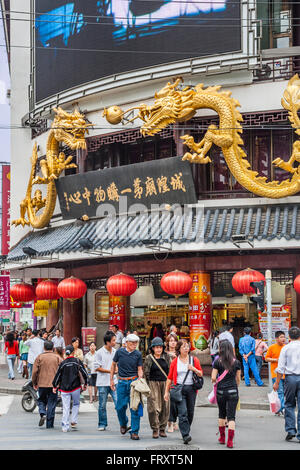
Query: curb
0 387 269 410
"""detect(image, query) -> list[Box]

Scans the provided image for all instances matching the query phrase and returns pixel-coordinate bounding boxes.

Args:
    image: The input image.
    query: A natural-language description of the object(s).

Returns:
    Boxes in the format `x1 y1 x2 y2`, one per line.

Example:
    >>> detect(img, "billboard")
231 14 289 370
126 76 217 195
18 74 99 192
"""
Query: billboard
34 0 241 102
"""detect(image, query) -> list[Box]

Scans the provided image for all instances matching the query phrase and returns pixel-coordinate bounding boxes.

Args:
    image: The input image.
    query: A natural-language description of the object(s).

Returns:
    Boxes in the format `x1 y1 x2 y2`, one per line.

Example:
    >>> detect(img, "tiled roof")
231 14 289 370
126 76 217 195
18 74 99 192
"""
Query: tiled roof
8 203 300 261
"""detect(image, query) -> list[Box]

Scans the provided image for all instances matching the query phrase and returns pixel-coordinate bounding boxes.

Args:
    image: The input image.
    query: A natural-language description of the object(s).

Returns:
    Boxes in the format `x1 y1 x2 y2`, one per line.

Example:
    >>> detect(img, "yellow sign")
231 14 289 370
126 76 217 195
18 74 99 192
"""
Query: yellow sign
34 300 58 317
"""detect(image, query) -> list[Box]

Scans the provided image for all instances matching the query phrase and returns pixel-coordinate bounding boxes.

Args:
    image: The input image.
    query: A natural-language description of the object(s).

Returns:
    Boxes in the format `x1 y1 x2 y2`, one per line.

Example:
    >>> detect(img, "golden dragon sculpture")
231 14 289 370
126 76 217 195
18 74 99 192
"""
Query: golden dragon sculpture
12 107 90 229
103 74 300 198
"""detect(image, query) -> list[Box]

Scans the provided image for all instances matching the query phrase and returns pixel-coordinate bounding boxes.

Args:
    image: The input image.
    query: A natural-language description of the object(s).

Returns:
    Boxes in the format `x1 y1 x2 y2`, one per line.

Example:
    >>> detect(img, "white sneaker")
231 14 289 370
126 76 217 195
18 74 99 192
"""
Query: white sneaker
62 428 68 433
98 427 106 431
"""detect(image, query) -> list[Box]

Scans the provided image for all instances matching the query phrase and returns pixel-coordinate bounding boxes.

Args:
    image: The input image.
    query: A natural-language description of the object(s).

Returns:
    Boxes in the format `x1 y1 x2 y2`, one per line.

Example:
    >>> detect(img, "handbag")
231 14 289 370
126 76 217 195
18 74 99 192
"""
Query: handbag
208 369 229 404
191 357 203 390
169 356 191 403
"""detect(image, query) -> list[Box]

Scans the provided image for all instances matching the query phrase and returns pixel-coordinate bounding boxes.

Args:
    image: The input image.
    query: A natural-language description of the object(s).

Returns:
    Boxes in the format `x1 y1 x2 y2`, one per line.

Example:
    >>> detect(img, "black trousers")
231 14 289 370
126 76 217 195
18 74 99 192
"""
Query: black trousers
176 385 197 438
216 388 239 422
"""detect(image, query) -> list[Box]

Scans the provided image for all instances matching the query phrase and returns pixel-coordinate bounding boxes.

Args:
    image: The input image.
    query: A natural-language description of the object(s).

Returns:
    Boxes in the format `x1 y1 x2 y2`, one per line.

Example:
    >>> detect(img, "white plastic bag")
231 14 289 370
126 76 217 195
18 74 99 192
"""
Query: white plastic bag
268 390 281 414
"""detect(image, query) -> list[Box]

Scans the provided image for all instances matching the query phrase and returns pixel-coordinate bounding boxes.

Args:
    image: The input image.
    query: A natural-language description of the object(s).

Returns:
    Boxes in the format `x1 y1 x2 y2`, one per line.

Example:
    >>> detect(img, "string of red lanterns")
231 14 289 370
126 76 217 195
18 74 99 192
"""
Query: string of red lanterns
10 283 36 303
36 280 60 301
57 276 87 302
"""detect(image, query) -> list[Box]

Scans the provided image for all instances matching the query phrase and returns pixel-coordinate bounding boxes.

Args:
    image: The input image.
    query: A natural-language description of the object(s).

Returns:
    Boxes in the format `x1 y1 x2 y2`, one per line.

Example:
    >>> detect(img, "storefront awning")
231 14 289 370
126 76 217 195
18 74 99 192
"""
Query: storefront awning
8 201 300 264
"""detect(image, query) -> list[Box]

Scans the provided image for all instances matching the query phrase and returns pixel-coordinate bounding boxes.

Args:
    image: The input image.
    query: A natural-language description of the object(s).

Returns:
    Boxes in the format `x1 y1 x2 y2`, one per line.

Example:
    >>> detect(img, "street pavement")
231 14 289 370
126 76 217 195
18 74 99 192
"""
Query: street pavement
0 352 296 451
0 394 296 450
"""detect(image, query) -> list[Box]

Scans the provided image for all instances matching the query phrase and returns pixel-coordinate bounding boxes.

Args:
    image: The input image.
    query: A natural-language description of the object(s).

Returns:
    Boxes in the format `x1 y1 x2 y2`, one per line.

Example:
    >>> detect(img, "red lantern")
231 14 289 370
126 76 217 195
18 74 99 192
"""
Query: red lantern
160 270 193 298
10 283 35 303
232 268 265 295
106 273 137 297
294 275 300 294
57 277 87 302
36 280 60 301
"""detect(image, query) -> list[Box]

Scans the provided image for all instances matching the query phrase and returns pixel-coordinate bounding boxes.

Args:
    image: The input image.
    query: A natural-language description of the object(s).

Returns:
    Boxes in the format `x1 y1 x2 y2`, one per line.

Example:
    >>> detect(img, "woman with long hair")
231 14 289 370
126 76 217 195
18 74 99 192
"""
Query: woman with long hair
165 334 179 433
19 331 29 378
164 339 203 445
4 331 20 380
211 339 241 448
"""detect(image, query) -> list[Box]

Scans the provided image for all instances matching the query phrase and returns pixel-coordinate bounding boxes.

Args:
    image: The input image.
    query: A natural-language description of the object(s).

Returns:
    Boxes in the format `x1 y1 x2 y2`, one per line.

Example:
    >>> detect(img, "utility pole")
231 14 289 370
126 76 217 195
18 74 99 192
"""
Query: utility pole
265 269 272 391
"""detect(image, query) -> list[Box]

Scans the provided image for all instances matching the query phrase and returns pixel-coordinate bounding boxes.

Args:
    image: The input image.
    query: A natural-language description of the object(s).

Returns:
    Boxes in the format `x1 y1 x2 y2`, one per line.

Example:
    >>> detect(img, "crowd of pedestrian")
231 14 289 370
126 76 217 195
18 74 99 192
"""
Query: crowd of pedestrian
2 323 300 446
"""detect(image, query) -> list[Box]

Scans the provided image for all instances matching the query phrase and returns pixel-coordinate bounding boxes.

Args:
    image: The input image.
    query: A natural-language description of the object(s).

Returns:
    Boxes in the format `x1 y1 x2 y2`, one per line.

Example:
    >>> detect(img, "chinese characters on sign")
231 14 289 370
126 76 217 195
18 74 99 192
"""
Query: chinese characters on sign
81 327 97 355
1 165 10 255
189 272 211 351
56 156 197 220
0 276 10 319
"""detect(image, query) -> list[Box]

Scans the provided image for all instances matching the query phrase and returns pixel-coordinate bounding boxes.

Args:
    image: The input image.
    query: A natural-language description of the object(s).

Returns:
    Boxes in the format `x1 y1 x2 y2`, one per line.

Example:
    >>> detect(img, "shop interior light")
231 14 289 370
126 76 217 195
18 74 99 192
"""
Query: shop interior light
78 238 112 257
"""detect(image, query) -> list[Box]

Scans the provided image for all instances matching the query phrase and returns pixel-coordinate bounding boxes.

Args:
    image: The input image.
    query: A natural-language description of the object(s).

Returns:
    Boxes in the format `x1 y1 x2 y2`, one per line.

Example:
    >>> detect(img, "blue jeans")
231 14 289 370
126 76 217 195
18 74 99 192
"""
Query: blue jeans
242 355 264 386
272 377 285 413
255 355 263 376
38 387 58 428
28 362 33 378
7 355 16 379
283 375 300 439
116 379 140 435
98 386 117 428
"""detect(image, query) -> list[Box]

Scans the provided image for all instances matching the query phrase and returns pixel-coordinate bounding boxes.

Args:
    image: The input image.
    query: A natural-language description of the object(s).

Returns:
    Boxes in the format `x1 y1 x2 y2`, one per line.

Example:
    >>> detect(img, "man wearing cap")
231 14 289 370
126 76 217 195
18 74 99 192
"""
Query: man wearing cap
110 333 143 440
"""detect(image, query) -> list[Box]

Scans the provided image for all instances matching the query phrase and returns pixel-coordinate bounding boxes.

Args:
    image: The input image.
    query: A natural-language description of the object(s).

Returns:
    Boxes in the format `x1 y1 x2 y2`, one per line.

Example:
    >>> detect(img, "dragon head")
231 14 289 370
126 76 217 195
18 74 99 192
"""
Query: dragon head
52 107 91 150
139 80 182 137
139 79 196 137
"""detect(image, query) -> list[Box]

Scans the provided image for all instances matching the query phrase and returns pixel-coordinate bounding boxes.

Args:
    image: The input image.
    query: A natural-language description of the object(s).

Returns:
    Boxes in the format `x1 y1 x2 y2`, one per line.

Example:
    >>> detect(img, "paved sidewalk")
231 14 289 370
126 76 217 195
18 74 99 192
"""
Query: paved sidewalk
0 353 270 409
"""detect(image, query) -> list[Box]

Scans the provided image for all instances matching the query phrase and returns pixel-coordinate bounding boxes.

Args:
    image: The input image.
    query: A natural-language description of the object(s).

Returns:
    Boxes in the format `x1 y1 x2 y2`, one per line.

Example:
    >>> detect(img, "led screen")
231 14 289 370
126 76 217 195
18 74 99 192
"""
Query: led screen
34 0 241 103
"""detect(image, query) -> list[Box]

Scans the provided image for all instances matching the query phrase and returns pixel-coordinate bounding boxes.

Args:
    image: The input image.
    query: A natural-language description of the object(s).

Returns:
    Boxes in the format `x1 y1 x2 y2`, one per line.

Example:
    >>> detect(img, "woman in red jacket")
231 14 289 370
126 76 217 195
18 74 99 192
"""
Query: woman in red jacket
4 331 19 380
164 339 203 444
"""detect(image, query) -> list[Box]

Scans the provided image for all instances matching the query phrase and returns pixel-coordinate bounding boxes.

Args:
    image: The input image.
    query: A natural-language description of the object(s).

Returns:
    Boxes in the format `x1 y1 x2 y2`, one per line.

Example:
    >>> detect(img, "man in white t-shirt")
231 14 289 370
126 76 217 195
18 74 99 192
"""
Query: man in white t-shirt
24 330 45 378
94 331 118 431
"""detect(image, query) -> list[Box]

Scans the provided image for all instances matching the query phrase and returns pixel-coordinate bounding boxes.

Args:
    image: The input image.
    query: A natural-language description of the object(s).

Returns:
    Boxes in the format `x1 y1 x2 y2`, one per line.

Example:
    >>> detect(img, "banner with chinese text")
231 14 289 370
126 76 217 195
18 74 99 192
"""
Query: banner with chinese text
56 156 197 219
258 305 291 343
1 165 10 255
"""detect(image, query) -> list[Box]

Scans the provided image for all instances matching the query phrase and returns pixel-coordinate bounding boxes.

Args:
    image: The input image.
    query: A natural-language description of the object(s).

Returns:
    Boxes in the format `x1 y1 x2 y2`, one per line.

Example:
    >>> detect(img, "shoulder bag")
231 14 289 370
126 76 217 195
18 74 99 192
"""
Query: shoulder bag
149 354 168 379
191 357 204 391
208 368 229 404
169 356 191 403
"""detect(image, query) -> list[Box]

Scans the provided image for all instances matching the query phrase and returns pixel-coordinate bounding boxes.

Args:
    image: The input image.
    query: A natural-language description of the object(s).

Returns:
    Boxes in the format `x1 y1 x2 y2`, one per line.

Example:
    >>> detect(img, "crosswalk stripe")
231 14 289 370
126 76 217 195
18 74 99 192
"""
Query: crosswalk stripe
0 394 14 415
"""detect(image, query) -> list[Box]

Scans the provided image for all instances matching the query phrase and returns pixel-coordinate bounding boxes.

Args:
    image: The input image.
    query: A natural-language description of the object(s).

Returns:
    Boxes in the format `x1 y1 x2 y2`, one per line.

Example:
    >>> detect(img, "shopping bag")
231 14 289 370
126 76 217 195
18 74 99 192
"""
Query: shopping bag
208 385 217 404
268 390 281 413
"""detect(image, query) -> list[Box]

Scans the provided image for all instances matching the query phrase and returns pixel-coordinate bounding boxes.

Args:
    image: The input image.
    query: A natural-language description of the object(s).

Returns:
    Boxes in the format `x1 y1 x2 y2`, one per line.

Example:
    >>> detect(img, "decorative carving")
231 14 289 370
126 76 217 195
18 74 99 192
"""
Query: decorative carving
12 108 91 229
104 75 300 198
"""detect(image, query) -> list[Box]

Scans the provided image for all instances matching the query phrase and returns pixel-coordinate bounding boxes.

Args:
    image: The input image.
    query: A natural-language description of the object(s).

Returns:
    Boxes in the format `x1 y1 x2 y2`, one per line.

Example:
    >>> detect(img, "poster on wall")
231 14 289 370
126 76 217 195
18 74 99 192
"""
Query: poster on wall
258 305 291 343
189 272 211 351
81 327 97 355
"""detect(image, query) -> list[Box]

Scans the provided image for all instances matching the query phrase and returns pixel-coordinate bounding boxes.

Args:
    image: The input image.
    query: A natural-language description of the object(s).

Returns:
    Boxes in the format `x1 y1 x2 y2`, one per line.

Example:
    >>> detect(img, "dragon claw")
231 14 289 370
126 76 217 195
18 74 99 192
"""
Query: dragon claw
272 158 297 174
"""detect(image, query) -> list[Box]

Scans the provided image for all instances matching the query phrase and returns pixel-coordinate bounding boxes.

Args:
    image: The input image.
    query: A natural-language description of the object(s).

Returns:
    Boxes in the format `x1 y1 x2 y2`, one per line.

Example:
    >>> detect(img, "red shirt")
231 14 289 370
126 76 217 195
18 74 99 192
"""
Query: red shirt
4 341 19 356
168 356 202 385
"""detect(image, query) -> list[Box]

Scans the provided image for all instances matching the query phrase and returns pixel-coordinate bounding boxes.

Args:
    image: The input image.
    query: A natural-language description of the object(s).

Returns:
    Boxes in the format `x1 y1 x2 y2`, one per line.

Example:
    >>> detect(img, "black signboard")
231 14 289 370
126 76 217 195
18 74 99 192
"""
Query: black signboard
56 156 197 220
